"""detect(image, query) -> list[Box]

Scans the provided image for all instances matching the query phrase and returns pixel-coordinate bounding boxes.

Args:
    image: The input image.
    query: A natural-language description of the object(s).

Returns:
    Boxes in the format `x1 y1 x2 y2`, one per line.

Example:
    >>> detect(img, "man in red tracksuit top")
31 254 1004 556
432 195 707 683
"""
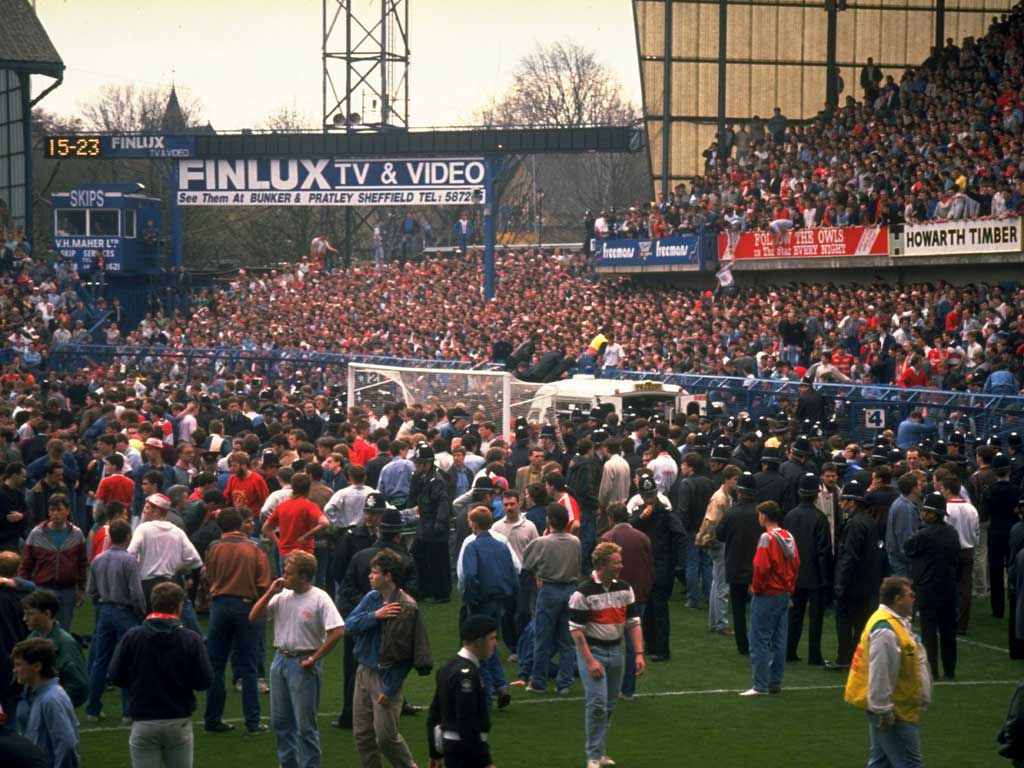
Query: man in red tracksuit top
740 500 799 697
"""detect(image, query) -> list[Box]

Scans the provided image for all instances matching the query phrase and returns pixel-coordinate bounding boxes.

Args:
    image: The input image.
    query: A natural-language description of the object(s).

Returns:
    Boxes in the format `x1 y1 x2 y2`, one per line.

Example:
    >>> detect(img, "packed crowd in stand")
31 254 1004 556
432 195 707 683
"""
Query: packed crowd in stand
589 9 1024 238
4 222 1022 394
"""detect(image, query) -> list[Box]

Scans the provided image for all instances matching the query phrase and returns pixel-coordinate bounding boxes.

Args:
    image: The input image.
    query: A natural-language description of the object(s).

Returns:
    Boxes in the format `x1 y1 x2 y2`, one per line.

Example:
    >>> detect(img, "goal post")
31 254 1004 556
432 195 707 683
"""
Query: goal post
347 363 521 437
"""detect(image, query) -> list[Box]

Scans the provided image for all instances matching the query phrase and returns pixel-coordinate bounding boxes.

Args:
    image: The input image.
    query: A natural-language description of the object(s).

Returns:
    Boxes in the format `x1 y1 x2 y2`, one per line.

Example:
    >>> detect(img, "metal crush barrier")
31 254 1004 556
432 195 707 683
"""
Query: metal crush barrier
46 344 1023 443
601 369 1024 443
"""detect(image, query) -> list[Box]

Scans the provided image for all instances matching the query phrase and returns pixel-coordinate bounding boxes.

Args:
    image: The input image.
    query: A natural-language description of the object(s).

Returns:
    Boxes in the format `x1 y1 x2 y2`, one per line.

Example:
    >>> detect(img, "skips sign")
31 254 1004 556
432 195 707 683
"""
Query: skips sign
175 157 488 206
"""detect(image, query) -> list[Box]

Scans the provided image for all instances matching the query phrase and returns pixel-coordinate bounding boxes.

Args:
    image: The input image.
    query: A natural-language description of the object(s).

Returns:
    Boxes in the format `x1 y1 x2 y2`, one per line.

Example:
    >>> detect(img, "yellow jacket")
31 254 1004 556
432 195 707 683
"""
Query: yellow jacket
844 606 932 723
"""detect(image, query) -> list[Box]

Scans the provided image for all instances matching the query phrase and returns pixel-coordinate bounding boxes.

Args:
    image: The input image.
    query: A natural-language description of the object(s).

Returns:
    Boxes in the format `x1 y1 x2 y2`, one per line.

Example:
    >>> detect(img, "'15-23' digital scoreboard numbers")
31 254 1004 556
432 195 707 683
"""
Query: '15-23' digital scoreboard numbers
44 137 102 158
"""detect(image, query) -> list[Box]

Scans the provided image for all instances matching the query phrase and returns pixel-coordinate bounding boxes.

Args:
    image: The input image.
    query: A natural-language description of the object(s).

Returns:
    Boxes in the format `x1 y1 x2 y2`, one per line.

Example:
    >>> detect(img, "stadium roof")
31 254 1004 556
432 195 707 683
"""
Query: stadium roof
0 0 65 78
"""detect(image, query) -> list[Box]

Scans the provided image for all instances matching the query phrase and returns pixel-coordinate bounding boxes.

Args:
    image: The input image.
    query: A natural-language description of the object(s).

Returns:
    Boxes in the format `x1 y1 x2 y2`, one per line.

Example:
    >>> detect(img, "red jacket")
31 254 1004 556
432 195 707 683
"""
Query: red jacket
18 522 88 589
752 527 799 596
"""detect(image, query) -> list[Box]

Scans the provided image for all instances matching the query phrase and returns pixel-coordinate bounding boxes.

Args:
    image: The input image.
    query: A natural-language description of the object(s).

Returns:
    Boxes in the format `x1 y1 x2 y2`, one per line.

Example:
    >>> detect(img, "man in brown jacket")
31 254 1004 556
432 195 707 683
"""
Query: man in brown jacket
202 507 271 733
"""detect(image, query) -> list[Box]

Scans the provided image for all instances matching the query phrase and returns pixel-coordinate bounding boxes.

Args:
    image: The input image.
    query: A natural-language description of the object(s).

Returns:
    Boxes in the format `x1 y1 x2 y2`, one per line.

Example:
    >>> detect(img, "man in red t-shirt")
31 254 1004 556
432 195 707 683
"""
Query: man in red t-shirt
350 420 378 468
224 450 270 520
94 453 135 514
263 472 328 555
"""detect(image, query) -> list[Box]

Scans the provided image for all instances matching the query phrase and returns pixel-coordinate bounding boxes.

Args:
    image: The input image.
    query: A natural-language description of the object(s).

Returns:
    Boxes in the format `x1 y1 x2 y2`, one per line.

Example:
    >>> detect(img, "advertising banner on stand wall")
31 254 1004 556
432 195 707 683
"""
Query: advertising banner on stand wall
176 157 488 206
594 235 702 269
718 226 888 259
900 217 1021 257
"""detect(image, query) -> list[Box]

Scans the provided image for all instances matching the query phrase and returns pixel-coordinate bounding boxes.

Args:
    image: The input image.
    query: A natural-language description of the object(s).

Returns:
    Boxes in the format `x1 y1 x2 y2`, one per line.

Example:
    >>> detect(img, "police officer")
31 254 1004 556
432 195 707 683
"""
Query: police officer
829 479 883 670
754 446 787 505
783 472 833 665
410 443 454 603
426 614 498 768
631 475 685 661
903 492 960 680
716 471 762 656
779 437 815 512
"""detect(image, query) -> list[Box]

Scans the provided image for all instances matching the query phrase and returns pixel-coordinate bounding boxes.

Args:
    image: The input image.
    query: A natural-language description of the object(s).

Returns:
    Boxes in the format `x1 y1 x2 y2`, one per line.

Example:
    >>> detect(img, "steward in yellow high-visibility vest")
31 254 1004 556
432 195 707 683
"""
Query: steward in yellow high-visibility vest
844 576 933 766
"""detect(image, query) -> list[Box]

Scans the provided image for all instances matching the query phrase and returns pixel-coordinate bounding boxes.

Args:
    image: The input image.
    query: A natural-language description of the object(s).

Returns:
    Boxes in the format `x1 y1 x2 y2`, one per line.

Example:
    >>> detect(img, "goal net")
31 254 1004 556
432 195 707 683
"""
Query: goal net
347 363 519 436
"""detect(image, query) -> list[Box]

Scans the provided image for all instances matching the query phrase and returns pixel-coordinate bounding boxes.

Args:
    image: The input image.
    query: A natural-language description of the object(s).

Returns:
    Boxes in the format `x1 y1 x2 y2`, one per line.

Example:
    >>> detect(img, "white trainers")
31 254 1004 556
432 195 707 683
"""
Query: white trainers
739 688 768 697
587 760 601 768
600 757 617 766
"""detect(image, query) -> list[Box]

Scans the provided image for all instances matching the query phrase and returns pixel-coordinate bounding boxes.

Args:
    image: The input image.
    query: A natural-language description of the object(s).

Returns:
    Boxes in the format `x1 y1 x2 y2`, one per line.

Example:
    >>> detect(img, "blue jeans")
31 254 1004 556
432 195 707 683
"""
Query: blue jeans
468 599 509 703
782 344 802 366
686 545 712 608
86 604 140 716
532 583 576 691
622 604 645 697
889 554 911 579
271 652 323 768
576 643 624 761
48 585 77 631
749 592 790 691
708 542 729 632
867 713 922 767
206 596 261 730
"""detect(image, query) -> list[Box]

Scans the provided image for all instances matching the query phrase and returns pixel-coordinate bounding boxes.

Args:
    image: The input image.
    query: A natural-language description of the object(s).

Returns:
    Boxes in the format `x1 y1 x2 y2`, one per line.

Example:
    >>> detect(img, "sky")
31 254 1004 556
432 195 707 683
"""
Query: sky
31 0 644 131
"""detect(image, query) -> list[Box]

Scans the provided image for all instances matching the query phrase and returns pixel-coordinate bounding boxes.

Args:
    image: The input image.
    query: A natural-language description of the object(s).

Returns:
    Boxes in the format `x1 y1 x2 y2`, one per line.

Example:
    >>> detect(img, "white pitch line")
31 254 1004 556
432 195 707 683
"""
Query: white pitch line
78 679 1019 734
957 636 1009 653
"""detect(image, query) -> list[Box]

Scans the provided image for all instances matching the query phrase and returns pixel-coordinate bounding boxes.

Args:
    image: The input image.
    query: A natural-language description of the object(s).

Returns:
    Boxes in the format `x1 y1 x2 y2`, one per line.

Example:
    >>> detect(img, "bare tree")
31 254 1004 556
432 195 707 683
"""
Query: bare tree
80 83 203 132
479 41 636 128
474 42 648 244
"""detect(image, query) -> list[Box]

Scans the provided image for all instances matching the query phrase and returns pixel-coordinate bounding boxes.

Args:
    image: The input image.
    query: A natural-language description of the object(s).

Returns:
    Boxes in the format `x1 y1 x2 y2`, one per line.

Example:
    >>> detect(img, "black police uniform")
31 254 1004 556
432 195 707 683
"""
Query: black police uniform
427 653 492 768
716 494 761 655
632 497 686 658
783 498 833 664
833 505 883 665
754 465 787 506
904 515 960 678
411 464 454 601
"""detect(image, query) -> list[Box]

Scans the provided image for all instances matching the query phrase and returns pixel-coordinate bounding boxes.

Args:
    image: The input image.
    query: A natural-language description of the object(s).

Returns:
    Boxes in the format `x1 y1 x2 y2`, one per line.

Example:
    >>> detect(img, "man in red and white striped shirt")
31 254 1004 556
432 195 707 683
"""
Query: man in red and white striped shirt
568 541 645 768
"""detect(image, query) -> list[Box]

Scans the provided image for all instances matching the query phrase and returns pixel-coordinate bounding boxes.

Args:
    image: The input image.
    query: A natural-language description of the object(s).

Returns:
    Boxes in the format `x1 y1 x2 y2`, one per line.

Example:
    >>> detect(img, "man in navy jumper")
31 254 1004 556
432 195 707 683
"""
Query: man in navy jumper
460 506 518 709
109 582 212 768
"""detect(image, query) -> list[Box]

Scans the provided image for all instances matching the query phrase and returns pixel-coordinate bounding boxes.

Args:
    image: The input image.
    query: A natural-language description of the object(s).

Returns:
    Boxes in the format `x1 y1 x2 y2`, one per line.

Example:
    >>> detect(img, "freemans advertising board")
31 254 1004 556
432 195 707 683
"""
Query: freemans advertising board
594 235 701 268
718 226 888 259
900 217 1022 256
175 157 488 206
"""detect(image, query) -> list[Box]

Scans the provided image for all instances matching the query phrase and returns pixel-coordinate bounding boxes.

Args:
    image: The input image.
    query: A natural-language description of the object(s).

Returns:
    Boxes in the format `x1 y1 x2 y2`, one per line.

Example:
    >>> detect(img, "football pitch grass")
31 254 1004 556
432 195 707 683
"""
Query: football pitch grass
76 594 1018 767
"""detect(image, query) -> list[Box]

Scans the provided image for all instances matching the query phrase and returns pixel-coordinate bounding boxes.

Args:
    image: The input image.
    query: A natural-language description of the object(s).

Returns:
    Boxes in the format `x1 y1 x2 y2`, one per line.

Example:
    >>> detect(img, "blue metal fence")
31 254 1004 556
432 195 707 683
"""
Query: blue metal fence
47 344 1023 443
602 368 1024 444
48 344 496 385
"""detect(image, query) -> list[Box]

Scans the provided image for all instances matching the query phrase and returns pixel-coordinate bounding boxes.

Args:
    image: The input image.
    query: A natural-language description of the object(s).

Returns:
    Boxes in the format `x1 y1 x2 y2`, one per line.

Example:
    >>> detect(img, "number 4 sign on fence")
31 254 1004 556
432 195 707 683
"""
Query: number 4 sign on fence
864 408 885 429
